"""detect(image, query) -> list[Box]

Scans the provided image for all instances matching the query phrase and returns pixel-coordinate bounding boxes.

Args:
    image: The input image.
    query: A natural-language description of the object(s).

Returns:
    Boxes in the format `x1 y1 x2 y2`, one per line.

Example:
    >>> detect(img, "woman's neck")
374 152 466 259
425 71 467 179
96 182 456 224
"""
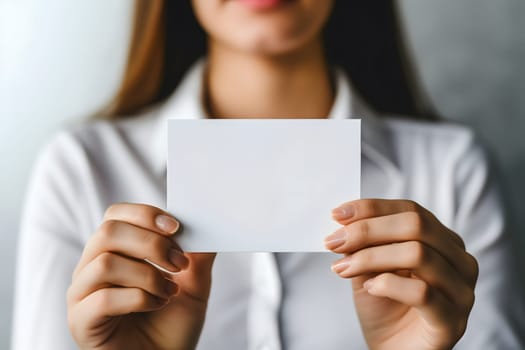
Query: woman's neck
205 38 334 119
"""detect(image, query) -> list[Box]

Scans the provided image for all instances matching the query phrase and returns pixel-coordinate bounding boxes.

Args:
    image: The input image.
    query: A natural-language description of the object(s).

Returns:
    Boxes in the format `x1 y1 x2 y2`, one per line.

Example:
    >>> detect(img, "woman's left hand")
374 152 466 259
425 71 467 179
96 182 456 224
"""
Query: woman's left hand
324 199 479 350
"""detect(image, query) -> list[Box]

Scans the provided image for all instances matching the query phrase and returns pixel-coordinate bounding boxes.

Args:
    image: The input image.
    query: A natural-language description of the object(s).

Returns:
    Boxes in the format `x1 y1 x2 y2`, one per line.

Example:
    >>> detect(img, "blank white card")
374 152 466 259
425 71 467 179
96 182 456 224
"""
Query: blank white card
167 119 361 252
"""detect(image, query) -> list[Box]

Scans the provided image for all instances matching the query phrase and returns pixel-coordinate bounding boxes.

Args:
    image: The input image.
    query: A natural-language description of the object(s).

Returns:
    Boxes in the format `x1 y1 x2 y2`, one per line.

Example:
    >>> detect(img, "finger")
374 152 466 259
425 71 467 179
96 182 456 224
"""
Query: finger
68 252 178 304
325 211 477 285
168 253 217 303
331 199 465 249
72 287 169 331
74 220 189 279
362 273 467 345
104 202 180 236
332 241 475 307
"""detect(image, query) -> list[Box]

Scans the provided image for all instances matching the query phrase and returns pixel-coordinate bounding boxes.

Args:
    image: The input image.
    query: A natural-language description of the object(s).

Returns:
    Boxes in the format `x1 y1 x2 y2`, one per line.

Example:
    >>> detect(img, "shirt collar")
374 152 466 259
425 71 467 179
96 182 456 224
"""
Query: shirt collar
150 59 399 177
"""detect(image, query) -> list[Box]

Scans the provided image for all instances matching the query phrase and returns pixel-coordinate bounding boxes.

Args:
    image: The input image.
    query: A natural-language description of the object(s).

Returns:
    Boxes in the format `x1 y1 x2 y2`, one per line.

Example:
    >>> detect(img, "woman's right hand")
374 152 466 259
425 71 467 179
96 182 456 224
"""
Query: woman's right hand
67 203 216 350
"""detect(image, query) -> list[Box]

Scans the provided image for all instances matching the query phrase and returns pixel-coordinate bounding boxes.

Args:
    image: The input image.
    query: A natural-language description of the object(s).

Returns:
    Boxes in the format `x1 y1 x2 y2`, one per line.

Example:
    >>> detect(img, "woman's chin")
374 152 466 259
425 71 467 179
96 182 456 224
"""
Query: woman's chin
222 30 314 57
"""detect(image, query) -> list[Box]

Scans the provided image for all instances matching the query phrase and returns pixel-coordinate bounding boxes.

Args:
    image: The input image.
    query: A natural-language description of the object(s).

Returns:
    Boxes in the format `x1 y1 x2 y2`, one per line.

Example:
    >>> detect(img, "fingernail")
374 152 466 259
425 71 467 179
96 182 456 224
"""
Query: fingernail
363 278 374 291
324 227 347 250
155 215 180 233
331 261 350 274
164 280 178 296
169 248 189 269
332 205 355 220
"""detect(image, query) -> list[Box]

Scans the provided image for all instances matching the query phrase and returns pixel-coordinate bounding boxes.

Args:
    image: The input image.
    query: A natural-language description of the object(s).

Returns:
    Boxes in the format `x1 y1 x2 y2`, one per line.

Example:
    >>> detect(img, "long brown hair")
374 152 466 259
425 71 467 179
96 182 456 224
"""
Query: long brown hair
106 0 435 119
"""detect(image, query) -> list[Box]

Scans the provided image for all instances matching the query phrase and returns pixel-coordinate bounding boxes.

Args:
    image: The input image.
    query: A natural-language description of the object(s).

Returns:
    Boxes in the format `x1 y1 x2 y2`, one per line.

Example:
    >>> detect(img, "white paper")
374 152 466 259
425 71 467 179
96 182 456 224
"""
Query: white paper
167 119 361 252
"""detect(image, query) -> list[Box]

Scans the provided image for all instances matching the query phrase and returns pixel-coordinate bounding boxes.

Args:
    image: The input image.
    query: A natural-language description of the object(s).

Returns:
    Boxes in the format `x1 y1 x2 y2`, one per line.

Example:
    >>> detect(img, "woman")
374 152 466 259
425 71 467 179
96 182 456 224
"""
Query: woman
12 0 524 349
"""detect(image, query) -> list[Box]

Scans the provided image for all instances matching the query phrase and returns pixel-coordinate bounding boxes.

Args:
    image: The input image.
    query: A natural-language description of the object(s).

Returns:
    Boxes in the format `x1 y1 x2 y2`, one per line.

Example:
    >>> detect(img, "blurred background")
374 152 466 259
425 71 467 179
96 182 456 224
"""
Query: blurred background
0 0 524 348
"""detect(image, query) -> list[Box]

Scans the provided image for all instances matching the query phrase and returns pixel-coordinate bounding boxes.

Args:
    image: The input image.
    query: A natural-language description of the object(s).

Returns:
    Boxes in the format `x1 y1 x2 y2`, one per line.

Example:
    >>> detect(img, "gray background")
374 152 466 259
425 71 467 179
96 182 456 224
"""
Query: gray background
1 0 523 348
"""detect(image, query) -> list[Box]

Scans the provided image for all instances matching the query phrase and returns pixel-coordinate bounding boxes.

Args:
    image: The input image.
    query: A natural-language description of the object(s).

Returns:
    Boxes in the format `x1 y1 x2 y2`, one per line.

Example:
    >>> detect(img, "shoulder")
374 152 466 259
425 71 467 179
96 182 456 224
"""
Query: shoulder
384 117 476 151
38 105 161 172
30 106 161 210
379 117 498 231
26 107 162 238
66 106 160 154
382 117 488 172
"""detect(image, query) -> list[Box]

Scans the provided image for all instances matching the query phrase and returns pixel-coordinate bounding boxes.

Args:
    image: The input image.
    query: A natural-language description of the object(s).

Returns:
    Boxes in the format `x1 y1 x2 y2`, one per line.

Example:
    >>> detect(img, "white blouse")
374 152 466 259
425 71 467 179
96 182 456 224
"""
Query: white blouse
12 60 525 350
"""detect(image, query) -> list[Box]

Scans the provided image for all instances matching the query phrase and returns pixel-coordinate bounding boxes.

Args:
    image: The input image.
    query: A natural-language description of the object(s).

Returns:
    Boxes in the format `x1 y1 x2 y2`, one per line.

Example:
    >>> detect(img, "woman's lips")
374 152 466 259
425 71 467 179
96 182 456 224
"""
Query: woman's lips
236 0 288 11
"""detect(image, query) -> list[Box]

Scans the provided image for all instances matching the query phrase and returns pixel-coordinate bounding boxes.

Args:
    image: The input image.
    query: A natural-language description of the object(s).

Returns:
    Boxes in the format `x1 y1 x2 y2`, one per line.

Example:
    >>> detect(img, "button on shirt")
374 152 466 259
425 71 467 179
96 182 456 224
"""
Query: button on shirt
12 60 525 349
